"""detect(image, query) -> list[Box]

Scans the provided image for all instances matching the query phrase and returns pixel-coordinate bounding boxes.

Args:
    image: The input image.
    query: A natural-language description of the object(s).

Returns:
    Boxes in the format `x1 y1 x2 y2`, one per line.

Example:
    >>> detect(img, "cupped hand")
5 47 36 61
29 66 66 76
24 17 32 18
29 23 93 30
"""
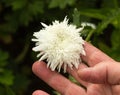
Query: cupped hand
32 42 120 95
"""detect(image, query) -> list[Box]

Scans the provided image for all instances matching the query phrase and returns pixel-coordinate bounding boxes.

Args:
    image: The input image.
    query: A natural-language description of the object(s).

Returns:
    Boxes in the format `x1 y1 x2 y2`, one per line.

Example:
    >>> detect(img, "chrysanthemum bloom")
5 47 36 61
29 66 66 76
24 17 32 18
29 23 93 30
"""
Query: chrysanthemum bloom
32 17 86 72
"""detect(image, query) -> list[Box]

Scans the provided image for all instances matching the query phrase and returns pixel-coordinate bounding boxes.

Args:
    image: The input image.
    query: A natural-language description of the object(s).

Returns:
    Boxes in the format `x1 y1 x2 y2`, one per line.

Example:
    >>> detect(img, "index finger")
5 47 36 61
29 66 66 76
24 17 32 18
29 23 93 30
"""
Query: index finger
82 42 114 66
32 61 86 95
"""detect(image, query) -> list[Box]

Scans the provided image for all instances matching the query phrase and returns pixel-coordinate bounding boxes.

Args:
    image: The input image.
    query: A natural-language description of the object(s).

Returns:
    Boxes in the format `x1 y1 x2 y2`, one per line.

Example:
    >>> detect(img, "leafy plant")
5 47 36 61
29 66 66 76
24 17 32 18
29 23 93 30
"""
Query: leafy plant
0 0 120 94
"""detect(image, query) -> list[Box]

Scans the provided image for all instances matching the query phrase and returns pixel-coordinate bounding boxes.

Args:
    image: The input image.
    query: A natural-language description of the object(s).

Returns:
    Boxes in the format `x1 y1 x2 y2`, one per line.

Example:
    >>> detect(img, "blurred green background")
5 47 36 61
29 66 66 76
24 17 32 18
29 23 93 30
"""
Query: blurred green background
0 0 120 95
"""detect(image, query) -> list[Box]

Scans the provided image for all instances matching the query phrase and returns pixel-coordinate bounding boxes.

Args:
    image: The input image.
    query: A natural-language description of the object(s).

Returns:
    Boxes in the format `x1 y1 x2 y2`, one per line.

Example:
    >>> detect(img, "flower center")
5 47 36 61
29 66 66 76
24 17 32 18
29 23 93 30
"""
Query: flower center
56 30 68 43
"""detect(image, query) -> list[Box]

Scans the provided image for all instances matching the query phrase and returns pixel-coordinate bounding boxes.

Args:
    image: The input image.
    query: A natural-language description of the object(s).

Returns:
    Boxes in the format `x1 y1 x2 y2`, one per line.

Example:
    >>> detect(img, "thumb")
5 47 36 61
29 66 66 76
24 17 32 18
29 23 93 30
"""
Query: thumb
78 61 120 85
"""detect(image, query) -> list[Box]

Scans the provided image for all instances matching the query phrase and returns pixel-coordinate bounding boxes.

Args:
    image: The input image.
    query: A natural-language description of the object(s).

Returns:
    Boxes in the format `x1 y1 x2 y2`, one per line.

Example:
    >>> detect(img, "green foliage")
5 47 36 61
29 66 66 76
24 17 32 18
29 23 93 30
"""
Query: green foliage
72 8 81 27
49 0 76 9
0 50 15 94
0 50 14 86
0 0 120 94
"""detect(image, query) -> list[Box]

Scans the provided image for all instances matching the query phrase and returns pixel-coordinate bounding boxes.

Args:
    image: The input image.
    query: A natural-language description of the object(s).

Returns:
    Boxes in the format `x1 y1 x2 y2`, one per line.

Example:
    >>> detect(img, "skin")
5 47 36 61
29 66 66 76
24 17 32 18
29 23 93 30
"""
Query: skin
32 42 120 95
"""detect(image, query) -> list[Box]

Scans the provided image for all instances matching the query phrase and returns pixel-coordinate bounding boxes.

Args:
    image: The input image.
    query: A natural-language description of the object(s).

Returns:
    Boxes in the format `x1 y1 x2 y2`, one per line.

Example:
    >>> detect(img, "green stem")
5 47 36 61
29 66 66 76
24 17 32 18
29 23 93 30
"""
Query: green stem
85 29 95 41
14 41 30 63
14 34 31 63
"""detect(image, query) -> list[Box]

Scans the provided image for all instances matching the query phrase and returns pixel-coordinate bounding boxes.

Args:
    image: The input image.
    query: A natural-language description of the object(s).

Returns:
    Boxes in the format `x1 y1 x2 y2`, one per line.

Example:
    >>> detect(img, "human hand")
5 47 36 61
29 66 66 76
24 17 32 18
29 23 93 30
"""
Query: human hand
32 42 120 95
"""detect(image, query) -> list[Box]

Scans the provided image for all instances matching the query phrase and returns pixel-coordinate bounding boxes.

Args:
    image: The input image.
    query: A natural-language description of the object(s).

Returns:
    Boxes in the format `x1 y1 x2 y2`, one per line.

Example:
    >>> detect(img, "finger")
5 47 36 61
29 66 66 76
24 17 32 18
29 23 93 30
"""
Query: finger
82 42 114 66
32 90 49 95
32 61 86 95
67 63 90 87
78 62 107 84
78 61 120 85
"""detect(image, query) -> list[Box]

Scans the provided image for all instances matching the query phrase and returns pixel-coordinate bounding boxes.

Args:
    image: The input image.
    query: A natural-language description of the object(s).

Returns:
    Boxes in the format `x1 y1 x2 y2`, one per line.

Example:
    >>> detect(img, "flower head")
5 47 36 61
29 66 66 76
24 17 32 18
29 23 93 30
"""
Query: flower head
32 17 86 72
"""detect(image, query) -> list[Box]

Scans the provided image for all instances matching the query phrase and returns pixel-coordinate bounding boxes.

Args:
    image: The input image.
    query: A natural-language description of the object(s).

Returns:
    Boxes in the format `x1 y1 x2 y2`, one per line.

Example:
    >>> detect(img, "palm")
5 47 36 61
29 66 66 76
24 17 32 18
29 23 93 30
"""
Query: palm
87 84 111 95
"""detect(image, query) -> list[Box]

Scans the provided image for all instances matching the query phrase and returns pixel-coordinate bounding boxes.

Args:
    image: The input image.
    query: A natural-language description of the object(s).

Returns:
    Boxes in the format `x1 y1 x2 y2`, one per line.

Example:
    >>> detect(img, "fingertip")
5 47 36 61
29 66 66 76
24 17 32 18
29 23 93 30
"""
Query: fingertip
32 61 39 73
32 90 49 95
32 61 45 74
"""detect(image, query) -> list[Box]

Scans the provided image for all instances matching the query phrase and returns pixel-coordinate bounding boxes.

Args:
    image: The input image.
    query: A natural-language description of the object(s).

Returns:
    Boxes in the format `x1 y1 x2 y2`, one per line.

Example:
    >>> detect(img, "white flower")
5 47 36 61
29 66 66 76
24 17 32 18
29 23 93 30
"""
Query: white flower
32 17 86 72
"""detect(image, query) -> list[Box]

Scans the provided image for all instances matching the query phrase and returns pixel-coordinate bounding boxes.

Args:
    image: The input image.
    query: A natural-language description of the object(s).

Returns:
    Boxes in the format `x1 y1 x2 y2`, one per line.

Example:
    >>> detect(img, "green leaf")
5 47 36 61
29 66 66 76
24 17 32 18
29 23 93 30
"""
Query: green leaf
96 8 120 34
0 23 18 33
102 0 119 9
111 29 120 50
28 1 44 15
49 0 76 9
69 75 79 84
12 74 30 92
19 10 32 26
98 41 111 55
53 91 60 95
72 8 81 26
0 70 14 85
0 50 9 67
0 84 15 95
0 85 6 95
80 9 106 20
5 86 16 95
11 0 27 10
